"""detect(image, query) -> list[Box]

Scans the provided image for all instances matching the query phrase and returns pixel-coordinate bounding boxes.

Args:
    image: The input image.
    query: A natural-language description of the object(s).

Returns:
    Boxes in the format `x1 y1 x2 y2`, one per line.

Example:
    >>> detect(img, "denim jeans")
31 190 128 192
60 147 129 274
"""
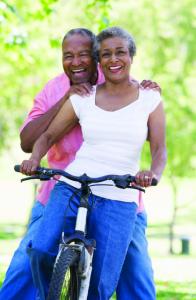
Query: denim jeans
0 201 44 300
0 181 155 300
116 212 156 299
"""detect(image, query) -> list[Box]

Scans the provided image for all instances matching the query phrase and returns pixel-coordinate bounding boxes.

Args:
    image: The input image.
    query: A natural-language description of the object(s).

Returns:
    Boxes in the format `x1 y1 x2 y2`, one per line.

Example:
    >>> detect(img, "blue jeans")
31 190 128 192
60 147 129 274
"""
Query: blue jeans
0 201 44 300
116 213 156 299
0 182 155 300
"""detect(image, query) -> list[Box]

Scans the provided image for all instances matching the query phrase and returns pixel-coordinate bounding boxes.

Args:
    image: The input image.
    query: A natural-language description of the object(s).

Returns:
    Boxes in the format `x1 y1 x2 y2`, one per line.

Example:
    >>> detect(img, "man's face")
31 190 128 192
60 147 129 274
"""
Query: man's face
62 34 97 85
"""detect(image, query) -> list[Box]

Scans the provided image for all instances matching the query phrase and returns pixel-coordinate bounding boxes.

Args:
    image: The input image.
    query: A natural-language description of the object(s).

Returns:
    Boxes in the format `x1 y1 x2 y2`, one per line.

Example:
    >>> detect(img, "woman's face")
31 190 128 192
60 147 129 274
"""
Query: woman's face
99 37 132 83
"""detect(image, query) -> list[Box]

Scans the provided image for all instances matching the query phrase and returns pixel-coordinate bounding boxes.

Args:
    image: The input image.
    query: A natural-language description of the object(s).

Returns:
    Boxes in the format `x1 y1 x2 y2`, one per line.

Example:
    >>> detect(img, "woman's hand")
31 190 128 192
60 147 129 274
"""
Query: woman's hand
20 157 40 175
135 170 157 187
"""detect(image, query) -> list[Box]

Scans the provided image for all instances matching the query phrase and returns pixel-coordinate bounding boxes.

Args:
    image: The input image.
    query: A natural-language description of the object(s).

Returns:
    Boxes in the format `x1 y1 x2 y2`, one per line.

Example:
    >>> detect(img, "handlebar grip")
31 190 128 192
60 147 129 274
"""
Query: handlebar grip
151 178 158 186
14 165 42 174
14 165 21 173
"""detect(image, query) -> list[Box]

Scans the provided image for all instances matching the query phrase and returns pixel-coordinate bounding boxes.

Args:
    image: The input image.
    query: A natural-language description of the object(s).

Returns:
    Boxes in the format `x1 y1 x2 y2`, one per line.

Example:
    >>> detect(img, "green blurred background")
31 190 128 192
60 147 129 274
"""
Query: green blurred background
0 0 195 298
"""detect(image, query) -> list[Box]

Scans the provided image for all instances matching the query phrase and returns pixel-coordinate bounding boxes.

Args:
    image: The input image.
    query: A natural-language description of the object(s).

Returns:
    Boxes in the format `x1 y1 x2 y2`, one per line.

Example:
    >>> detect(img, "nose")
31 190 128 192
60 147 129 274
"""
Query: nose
110 53 118 62
72 55 81 66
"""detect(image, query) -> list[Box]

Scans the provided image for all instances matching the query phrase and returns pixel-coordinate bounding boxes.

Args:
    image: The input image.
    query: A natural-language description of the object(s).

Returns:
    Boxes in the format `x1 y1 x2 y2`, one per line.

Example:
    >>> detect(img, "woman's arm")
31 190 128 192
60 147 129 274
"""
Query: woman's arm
20 83 92 153
20 99 78 175
148 102 167 180
135 102 167 187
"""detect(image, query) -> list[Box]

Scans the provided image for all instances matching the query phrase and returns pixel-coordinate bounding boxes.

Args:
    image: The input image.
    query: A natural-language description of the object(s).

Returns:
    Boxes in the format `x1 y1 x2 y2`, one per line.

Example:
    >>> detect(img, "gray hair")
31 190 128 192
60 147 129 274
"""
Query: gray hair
96 26 136 58
62 28 98 62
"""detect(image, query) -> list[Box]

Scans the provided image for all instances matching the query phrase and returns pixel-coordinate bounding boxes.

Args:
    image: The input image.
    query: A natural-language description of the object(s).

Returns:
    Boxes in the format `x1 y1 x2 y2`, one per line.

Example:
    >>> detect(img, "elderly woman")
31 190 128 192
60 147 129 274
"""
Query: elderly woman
20 27 166 300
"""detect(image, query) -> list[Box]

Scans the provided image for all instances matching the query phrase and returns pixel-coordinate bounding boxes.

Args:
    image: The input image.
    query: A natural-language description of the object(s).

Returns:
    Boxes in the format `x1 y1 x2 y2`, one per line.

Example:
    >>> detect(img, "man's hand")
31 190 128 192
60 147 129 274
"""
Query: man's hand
140 80 161 94
68 83 93 97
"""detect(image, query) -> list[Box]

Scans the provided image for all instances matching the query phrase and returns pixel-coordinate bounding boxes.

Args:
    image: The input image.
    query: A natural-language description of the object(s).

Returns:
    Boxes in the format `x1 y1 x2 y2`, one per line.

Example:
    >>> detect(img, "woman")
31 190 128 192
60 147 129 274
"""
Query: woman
20 27 166 300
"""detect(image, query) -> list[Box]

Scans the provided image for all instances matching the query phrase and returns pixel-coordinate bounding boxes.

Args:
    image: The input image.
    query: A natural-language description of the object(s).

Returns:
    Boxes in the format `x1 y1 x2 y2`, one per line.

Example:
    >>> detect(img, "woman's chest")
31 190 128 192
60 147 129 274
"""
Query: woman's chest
80 105 149 145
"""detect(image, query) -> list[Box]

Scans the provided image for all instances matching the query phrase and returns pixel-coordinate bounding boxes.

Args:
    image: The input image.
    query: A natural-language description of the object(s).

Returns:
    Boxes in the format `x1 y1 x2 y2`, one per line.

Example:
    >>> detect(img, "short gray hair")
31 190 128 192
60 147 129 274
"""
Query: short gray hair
62 28 98 62
96 26 136 58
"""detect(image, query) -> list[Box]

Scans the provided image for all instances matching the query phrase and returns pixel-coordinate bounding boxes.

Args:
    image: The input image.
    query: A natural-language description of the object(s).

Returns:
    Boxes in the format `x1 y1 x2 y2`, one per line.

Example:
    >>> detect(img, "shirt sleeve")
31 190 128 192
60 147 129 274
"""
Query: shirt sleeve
147 90 162 114
70 94 84 119
20 87 49 132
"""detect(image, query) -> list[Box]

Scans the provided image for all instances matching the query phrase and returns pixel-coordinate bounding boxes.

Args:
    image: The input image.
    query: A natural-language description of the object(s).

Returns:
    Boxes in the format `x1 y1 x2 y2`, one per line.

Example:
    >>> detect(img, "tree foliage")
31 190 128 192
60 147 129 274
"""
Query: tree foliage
0 0 195 254
0 0 195 181
0 0 59 150
81 0 111 32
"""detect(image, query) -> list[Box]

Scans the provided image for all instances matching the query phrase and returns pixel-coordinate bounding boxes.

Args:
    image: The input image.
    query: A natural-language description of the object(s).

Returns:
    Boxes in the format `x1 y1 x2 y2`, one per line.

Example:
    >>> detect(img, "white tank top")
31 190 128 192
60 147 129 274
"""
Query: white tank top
62 86 161 204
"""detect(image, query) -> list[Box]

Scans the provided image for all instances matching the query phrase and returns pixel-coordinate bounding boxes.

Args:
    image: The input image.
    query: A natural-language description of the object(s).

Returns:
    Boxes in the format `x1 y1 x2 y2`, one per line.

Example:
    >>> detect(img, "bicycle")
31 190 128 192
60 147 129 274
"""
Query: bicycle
14 165 157 300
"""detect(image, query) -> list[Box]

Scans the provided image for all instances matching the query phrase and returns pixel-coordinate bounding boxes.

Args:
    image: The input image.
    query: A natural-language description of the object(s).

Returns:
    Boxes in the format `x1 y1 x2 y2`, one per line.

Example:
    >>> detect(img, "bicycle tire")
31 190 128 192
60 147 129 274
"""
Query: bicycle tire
47 247 80 300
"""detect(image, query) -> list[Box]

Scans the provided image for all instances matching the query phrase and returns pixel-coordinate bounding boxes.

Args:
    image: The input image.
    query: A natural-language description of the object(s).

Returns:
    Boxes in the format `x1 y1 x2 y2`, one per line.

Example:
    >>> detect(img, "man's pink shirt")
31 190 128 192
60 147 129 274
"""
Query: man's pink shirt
21 69 144 212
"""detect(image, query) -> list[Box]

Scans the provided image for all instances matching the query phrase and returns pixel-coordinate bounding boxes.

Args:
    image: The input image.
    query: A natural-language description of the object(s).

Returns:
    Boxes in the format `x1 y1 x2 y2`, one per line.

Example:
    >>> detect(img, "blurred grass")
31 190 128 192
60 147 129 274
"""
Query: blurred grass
0 224 196 299
0 224 25 240
111 282 196 299
1 272 195 299
155 281 196 299
1 236 195 297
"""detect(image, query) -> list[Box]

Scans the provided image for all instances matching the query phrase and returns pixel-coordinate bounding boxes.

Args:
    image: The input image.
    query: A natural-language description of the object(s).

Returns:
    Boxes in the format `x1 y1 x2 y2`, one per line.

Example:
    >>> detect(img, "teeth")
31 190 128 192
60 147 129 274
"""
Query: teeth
72 69 85 73
109 66 121 70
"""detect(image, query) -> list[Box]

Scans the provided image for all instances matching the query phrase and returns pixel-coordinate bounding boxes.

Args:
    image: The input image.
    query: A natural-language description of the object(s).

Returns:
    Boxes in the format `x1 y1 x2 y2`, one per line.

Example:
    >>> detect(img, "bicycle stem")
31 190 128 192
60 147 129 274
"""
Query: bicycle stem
75 207 88 233
75 184 89 233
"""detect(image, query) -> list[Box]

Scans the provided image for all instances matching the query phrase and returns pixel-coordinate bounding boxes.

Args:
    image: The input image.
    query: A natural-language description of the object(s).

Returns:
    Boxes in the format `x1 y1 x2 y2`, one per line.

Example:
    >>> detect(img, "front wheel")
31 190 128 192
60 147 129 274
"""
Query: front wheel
47 247 80 300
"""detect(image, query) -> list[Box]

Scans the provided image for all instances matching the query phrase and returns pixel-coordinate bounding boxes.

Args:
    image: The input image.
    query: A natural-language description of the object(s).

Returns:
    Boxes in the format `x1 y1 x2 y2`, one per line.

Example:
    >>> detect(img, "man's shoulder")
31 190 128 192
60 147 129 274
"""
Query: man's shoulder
35 72 70 106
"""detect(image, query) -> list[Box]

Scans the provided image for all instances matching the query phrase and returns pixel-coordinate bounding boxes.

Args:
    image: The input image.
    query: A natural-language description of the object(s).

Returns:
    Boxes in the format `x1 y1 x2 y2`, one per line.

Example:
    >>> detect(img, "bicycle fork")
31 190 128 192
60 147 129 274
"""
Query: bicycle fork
76 185 95 300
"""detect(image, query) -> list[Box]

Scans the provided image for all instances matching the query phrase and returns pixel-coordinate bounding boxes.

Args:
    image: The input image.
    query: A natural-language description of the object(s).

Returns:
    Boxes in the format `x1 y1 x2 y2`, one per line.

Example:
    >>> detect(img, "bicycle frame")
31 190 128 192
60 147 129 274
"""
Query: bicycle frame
14 165 157 300
58 183 95 300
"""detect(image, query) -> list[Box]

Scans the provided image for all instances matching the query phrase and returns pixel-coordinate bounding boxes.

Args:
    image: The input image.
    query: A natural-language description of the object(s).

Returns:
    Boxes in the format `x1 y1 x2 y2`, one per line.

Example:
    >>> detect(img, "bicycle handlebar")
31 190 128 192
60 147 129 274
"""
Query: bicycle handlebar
14 165 158 190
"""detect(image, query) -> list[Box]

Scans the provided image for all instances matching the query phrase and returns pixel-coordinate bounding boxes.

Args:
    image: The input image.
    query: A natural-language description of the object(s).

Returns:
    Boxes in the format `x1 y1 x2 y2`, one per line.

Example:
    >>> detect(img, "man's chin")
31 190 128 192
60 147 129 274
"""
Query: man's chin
71 77 89 85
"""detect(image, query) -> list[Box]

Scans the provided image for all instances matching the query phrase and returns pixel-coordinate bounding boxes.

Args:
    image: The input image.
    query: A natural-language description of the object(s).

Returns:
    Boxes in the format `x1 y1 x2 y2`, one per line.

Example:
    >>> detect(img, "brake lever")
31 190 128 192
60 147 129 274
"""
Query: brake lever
21 174 52 182
21 176 41 182
127 185 145 193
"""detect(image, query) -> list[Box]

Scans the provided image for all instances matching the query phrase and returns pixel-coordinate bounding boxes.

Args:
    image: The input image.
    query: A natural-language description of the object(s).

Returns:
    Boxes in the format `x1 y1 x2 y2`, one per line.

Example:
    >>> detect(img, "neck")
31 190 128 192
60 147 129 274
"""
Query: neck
104 77 132 94
90 70 98 85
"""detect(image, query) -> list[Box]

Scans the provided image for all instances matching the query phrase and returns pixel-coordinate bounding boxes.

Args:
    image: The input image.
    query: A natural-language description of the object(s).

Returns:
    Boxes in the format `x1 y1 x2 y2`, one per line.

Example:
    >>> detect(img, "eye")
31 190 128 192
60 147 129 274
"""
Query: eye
101 52 110 58
80 52 90 57
63 54 73 60
116 50 126 56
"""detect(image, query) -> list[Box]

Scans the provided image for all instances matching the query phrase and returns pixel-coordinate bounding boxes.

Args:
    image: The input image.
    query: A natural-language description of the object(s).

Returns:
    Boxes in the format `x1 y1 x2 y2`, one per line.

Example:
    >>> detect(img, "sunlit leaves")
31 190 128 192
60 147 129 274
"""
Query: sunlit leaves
0 0 195 181
81 0 111 32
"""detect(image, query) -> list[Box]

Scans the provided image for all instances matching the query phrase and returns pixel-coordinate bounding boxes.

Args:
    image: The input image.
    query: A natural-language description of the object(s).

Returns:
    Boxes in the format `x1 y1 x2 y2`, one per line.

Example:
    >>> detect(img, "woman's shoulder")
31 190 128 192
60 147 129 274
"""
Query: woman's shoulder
141 88 161 98
70 86 96 107
140 89 162 113
140 88 161 102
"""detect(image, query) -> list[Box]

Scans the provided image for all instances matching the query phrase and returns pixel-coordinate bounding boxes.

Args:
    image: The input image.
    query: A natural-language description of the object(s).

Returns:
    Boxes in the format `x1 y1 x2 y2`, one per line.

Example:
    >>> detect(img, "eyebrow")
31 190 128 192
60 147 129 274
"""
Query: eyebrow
101 46 126 51
63 49 91 55
80 50 91 53
63 51 72 55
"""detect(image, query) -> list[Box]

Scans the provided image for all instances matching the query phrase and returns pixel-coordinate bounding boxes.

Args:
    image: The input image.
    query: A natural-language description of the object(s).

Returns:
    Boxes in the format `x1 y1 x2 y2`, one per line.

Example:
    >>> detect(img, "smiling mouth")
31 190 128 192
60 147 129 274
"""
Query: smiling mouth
72 68 86 74
109 66 122 72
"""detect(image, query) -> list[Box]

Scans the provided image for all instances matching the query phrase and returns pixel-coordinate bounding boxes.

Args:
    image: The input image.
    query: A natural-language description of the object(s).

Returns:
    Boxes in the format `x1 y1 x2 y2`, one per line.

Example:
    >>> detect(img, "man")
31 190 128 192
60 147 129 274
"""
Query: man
0 28 160 299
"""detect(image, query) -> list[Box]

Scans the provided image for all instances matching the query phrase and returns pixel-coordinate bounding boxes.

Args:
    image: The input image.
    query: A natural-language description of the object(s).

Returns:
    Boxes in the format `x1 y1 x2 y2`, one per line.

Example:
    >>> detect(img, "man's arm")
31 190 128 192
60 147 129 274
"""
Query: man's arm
20 83 92 153
20 96 67 153
20 99 78 175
